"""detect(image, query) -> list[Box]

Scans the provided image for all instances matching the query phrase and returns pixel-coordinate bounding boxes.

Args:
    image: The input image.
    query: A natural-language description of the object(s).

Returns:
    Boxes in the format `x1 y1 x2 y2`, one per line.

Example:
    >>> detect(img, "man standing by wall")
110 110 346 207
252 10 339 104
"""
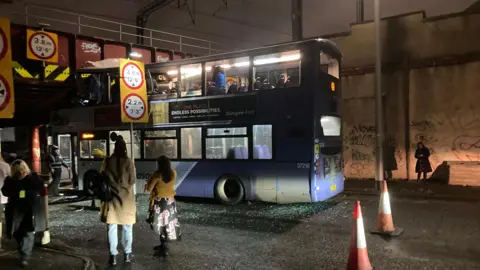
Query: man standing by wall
47 145 68 196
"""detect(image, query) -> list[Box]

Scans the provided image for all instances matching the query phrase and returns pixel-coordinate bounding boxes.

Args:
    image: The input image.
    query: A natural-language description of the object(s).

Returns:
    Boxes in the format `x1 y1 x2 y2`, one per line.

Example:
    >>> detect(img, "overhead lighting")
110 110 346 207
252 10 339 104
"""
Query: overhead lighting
129 52 142 58
167 70 178 75
82 133 95 139
205 61 250 72
254 53 300 66
233 61 250 67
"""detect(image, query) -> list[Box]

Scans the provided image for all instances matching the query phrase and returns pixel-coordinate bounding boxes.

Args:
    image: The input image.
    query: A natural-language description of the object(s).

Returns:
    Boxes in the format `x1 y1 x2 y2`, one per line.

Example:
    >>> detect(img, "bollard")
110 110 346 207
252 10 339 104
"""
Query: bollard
41 183 50 245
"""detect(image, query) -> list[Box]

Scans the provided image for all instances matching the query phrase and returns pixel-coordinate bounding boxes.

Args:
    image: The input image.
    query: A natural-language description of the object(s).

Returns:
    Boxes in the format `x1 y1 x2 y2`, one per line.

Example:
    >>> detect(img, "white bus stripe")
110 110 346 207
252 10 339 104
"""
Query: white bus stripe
174 162 198 190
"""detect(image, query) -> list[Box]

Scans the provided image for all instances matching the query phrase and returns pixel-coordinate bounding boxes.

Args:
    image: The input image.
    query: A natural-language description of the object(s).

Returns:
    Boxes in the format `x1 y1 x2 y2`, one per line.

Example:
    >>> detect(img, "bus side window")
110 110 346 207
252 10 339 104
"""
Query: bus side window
320 52 339 79
181 128 202 159
80 139 107 159
144 129 178 159
253 50 301 90
206 127 248 159
180 63 202 98
253 125 273 160
151 67 179 100
109 130 141 159
205 56 250 95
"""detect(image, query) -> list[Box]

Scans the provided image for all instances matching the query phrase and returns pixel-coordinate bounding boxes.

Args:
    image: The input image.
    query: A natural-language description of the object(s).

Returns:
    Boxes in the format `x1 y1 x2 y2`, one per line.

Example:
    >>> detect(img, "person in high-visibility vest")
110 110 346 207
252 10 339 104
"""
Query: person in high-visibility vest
47 145 69 196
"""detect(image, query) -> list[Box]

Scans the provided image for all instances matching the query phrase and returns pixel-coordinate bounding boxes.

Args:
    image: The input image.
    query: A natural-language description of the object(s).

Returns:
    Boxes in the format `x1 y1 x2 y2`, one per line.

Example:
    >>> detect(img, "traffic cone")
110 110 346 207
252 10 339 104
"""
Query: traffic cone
371 180 403 237
347 201 372 270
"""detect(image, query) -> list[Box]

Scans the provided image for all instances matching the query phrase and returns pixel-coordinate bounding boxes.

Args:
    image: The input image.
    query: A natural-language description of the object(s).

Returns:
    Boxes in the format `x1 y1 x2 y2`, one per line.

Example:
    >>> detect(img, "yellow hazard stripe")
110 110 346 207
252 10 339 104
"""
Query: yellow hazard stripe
12 61 33 78
54 67 70 81
44 65 59 78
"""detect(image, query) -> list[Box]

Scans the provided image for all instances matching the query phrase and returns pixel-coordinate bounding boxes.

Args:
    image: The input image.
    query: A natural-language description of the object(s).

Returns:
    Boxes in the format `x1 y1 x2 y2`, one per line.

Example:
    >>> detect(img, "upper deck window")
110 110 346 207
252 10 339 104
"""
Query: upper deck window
151 66 179 99
253 50 301 90
180 63 202 98
320 52 339 79
205 57 250 96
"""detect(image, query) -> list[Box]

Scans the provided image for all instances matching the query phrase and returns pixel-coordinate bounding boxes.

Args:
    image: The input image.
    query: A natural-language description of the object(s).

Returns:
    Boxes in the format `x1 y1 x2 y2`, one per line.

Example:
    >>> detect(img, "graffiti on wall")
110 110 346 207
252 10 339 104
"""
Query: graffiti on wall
343 124 407 179
452 135 480 161
407 108 480 179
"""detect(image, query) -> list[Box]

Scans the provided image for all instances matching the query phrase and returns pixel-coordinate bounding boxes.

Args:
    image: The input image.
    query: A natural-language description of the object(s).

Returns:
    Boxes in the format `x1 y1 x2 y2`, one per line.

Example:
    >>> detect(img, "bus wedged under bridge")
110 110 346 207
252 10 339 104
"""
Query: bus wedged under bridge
51 38 344 205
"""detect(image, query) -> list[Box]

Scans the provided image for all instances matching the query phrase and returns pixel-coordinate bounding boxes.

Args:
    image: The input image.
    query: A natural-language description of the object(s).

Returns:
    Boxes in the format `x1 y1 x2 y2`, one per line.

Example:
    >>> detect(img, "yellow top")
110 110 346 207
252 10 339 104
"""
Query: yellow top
146 170 176 207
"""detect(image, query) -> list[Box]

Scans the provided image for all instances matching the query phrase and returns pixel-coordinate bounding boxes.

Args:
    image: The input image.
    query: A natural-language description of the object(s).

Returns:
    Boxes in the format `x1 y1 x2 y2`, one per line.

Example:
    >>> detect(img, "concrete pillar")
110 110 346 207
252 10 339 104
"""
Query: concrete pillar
32 126 41 173
291 0 303 41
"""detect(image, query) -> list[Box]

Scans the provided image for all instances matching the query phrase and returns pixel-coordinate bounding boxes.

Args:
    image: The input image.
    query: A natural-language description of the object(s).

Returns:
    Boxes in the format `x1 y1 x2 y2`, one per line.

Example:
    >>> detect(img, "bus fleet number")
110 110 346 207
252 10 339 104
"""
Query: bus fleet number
297 163 310 169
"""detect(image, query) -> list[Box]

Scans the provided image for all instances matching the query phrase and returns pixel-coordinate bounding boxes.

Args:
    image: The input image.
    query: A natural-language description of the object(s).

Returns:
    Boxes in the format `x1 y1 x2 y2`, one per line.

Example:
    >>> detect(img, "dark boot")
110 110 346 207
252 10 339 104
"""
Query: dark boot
125 253 133 263
108 255 117 266
19 260 28 268
161 241 168 257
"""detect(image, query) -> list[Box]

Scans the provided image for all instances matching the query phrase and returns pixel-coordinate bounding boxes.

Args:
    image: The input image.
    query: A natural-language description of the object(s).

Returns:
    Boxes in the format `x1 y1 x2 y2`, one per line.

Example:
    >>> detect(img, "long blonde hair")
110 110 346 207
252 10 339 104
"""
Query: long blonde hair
10 159 31 179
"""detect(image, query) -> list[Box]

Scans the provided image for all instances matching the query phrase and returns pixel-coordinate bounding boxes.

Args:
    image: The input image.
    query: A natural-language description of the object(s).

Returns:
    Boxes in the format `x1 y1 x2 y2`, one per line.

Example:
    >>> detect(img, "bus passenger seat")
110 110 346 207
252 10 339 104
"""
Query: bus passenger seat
262 145 271 159
253 145 262 159
228 82 238 94
234 146 244 159
238 84 247 92
253 77 262 90
255 145 265 159
240 146 248 159
261 79 271 90
284 76 292 88
275 75 286 88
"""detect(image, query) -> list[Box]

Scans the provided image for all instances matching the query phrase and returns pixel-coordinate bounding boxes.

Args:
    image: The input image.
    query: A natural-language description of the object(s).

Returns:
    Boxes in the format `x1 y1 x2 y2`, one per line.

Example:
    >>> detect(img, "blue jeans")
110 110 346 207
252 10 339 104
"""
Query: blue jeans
107 224 133 256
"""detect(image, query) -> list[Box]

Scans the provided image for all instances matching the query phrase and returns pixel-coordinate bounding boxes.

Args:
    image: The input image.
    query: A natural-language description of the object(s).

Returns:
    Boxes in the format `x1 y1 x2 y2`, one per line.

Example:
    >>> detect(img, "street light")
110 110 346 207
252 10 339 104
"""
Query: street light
374 0 385 190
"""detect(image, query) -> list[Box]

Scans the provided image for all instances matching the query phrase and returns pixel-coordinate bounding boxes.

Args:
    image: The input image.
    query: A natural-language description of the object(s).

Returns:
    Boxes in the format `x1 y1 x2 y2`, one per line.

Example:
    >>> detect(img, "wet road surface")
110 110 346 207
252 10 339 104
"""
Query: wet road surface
47 194 480 269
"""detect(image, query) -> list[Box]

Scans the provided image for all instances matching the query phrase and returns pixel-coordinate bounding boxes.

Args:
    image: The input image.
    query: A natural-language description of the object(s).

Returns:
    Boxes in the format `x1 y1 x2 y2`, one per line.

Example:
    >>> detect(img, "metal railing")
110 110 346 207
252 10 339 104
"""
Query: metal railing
11 4 226 55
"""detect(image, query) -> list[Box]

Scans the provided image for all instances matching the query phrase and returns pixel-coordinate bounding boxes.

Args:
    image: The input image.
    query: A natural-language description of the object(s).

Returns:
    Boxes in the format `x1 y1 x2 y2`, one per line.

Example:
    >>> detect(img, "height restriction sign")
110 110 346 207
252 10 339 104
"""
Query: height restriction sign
26 29 59 63
119 59 149 123
0 18 14 119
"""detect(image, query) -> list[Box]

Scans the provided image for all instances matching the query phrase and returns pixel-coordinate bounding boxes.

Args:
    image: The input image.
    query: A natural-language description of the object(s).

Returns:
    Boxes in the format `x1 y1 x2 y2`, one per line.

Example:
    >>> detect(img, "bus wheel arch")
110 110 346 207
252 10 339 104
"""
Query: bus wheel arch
214 174 245 206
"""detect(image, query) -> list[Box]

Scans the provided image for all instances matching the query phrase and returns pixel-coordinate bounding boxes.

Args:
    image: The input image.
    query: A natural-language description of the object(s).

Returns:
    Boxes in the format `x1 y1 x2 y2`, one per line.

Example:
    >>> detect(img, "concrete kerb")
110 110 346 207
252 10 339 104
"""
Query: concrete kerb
342 190 480 202
1 238 95 270
40 246 96 270
37 238 96 270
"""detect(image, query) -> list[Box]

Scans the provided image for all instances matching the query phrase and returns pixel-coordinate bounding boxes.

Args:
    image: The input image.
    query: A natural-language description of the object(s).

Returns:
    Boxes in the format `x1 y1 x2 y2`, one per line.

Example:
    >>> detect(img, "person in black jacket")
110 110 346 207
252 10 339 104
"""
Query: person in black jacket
1 160 43 267
415 142 432 183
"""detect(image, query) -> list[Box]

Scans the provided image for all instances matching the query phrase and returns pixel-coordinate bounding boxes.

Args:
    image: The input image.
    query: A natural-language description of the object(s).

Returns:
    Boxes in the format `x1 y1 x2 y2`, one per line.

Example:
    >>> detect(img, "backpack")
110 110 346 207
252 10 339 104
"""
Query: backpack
83 168 117 202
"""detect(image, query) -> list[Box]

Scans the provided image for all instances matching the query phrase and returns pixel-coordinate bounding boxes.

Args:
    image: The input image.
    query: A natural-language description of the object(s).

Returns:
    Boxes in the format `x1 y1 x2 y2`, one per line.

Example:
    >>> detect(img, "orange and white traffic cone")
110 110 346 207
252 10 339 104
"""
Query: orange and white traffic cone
372 180 403 237
347 201 372 270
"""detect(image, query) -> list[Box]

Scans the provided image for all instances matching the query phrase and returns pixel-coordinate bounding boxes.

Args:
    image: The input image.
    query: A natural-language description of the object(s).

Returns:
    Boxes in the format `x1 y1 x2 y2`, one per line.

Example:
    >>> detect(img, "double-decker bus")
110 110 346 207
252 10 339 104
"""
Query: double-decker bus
51 38 343 205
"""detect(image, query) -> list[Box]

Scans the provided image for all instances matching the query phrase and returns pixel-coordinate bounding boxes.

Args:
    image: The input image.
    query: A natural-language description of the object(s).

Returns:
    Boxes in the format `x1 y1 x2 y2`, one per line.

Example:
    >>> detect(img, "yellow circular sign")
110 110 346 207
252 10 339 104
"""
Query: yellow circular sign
331 82 335 92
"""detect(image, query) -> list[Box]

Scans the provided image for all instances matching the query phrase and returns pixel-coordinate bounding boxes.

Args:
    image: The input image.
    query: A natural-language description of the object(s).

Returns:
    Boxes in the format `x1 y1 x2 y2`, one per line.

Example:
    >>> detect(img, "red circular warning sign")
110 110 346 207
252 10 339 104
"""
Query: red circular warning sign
28 32 57 60
121 62 144 90
0 75 11 111
0 28 7 61
122 93 146 120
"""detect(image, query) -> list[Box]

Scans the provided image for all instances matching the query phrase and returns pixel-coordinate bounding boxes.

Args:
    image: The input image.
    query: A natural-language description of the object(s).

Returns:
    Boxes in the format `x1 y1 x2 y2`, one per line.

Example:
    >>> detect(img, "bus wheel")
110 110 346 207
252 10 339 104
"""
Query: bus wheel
82 169 97 197
215 175 244 206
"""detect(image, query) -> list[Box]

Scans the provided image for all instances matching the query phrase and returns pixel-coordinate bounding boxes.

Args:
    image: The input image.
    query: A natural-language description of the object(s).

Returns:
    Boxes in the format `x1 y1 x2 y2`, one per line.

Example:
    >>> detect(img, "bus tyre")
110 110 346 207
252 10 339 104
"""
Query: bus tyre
82 169 97 197
215 175 244 206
